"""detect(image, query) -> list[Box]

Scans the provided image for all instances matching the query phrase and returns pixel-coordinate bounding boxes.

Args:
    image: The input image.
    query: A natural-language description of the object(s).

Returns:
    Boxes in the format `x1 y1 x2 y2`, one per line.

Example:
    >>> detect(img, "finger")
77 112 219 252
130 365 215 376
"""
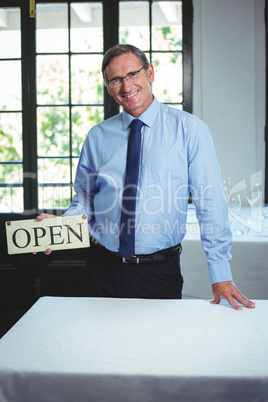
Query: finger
36 213 55 221
210 293 221 305
233 291 255 309
224 294 243 310
44 248 52 256
228 284 256 309
36 213 46 221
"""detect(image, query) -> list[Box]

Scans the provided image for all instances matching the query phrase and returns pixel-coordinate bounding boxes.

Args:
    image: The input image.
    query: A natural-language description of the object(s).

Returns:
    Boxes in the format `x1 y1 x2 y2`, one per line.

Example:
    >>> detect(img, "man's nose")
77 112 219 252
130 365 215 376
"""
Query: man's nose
121 77 132 91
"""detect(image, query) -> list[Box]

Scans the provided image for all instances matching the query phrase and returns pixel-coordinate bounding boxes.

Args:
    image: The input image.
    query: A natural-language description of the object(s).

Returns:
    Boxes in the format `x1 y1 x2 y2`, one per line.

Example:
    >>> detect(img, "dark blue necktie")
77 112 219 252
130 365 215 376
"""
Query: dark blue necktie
119 119 143 260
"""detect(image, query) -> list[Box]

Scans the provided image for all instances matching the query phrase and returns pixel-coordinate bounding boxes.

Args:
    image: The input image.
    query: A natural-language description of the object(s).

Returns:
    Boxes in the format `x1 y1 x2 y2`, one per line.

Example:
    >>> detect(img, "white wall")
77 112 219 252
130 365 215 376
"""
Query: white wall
193 0 265 196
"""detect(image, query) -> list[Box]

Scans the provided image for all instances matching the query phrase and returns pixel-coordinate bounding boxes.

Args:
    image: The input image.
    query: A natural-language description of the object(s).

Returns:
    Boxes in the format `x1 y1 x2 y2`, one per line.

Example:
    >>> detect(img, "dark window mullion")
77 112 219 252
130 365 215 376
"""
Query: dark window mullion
68 3 73 199
265 0 268 203
182 0 193 113
103 0 119 119
21 0 38 216
149 0 152 62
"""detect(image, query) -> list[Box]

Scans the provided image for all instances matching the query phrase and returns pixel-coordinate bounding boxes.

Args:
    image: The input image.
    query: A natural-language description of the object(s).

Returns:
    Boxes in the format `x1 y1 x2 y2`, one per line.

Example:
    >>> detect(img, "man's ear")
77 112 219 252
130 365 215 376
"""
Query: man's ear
147 64 155 84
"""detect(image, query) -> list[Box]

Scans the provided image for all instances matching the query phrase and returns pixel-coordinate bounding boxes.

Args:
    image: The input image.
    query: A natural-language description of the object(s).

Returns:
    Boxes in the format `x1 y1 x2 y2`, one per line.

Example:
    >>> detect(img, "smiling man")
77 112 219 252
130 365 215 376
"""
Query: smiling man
38 44 255 310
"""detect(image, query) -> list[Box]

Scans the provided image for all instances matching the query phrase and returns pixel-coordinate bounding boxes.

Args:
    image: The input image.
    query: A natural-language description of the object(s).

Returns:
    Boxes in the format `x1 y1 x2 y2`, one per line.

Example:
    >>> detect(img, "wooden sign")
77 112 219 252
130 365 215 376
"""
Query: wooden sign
5 215 90 255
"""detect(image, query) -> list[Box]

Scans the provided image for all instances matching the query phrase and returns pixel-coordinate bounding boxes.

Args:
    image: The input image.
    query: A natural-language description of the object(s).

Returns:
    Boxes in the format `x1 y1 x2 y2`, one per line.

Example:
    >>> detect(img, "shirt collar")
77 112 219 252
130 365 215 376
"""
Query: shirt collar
122 96 160 130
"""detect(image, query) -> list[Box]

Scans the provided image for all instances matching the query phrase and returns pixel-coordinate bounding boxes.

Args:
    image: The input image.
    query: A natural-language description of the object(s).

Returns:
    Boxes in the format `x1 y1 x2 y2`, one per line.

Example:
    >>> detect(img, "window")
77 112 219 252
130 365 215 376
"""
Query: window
36 2 104 210
0 0 193 215
0 6 23 212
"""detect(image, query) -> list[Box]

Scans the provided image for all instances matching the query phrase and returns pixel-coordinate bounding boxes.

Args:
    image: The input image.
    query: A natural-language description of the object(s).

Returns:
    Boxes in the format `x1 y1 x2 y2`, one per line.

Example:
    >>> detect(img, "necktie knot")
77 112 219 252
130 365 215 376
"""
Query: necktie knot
130 119 143 131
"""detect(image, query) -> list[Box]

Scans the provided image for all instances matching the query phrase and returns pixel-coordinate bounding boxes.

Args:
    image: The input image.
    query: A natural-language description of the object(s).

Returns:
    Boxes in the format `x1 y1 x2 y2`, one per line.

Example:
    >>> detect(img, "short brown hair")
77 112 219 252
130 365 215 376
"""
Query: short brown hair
102 44 150 86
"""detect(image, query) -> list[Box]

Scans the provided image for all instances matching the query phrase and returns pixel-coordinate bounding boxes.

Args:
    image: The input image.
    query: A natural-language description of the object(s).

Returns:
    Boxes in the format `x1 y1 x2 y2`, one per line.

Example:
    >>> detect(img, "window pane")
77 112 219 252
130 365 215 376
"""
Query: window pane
38 185 71 210
36 3 68 53
38 158 71 209
0 164 23 184
0 164 23 213
0 187 23 213
0 61 21 110
37 55 69 105
71 55 103 105
119 1 149 50
37 107 70 157
0 113 22 160
152 2 182 51
0 8 21 58
167 103 183 110
72 106 104 156
152 52 182 103
38 158 70 184
70 2 103 52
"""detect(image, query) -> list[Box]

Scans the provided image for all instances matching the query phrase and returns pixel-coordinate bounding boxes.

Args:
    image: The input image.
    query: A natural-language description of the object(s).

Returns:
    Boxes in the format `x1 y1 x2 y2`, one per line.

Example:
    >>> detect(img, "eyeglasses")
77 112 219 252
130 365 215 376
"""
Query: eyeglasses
107 67 145 89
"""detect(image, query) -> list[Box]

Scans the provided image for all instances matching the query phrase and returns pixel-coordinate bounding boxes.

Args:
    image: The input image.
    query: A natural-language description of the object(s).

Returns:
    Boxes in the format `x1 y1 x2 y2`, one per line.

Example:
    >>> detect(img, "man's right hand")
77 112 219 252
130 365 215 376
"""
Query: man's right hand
33 213 57 255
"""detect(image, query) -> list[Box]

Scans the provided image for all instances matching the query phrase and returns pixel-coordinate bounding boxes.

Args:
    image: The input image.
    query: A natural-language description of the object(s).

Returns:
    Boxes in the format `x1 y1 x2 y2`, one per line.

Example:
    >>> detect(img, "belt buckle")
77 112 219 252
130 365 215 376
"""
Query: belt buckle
122 256 140 264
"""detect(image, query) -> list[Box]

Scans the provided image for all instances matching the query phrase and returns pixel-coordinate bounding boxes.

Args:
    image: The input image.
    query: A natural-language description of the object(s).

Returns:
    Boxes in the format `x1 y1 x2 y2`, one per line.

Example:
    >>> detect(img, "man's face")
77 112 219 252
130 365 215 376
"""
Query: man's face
105 52 154 118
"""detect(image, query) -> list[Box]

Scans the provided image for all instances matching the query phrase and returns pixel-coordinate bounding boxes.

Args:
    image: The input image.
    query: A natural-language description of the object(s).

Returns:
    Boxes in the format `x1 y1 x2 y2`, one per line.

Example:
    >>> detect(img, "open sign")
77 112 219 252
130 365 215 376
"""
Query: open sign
5 215 90 255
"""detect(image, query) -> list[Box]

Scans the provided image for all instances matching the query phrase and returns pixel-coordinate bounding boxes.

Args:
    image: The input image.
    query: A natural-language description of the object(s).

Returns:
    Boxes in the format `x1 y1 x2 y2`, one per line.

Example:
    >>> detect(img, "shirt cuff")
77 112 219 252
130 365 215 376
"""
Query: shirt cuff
208 261 233 284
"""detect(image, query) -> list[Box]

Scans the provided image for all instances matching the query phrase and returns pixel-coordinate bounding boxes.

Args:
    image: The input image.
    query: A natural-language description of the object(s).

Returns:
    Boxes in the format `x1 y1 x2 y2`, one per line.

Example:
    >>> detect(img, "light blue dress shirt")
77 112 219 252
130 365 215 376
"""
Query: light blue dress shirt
64 97 233 284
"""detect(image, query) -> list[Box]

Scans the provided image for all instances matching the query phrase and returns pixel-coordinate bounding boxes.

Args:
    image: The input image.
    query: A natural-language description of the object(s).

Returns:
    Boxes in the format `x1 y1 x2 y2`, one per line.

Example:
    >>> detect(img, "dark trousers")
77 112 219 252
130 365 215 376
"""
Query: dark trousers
86 244 183 299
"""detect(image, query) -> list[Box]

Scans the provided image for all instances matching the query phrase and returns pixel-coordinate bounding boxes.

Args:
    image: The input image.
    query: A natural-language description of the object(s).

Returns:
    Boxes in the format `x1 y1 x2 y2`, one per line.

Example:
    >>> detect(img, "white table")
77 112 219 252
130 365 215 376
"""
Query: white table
181 206 268 300
0 297 267 402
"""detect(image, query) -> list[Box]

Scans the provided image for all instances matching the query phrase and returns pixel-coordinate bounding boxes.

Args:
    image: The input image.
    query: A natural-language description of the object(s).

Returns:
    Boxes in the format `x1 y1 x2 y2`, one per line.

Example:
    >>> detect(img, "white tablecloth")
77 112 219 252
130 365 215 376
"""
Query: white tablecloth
0 297 267 402
181 206 268 300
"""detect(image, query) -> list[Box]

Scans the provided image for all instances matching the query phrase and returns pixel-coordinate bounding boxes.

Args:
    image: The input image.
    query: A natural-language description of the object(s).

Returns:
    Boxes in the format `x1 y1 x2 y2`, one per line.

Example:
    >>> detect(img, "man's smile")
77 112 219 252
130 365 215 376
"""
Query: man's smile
122 89 139 99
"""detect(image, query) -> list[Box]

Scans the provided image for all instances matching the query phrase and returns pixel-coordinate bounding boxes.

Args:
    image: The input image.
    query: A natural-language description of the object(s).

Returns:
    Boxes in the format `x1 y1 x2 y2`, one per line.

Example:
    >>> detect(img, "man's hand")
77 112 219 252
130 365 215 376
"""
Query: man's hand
211 281 255 310
33 213 57 255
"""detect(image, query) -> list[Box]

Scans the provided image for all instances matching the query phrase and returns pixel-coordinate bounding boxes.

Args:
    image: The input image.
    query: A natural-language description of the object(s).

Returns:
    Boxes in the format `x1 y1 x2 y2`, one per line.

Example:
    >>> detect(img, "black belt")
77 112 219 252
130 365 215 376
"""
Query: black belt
90 237 182 265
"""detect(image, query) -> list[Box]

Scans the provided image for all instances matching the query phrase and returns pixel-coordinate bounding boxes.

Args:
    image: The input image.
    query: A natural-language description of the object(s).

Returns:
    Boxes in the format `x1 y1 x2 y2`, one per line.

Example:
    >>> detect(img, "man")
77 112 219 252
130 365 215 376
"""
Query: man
37 44 255 310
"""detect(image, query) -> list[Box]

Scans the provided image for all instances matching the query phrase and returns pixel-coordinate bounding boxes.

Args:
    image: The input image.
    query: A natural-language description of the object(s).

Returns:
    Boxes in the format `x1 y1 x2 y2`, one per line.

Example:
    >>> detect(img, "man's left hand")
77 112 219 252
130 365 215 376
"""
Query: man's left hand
211 281 256 310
